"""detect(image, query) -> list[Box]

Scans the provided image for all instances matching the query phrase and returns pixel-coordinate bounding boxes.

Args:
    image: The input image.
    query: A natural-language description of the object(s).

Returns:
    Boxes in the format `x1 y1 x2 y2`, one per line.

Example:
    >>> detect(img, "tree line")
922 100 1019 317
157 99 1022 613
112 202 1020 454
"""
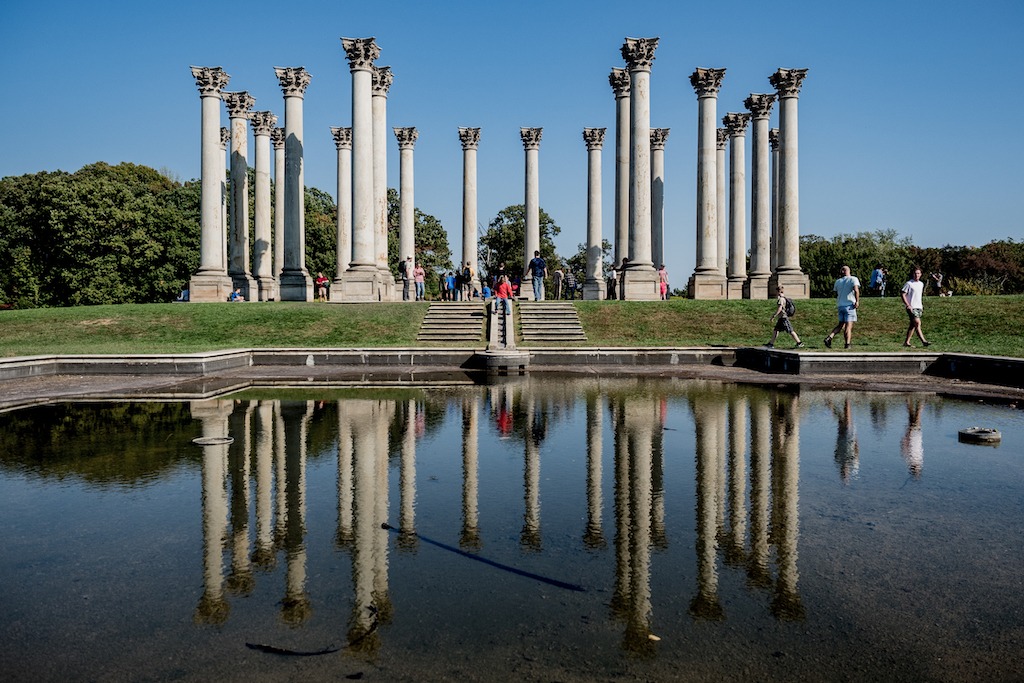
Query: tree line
2 162 1021 307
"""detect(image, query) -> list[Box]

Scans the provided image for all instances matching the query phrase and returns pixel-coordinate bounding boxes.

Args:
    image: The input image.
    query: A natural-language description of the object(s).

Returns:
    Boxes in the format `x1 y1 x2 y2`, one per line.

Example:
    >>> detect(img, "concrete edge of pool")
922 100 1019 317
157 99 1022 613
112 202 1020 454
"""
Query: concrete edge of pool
1 347 1022 412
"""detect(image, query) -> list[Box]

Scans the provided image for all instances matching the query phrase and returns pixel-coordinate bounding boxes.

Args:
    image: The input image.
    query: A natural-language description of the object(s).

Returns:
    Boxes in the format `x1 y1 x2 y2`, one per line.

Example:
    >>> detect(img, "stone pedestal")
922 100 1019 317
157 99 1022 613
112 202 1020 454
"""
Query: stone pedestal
188 66 234 302
583 127 606 300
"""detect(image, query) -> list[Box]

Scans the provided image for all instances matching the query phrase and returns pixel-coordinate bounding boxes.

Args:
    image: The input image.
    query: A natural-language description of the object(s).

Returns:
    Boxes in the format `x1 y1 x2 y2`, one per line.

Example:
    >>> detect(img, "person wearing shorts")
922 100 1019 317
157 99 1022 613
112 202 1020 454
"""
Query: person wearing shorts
824 265 860 349
901 267 931 347
767 285 803 349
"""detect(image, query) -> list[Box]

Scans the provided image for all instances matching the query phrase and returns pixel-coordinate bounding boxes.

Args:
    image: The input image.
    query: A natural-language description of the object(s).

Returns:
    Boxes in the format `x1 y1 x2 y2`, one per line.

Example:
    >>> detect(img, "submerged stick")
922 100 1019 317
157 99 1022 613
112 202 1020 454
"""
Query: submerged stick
382 523 585 592
245 642 340 656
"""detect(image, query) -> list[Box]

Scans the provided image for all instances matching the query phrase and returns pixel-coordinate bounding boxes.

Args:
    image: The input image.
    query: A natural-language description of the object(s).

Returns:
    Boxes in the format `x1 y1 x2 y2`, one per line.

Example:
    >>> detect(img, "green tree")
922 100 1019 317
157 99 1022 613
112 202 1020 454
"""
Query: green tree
304 185 337 279
799 229 913 297
478 204 561 280
565 238 612 279
386 187 453 295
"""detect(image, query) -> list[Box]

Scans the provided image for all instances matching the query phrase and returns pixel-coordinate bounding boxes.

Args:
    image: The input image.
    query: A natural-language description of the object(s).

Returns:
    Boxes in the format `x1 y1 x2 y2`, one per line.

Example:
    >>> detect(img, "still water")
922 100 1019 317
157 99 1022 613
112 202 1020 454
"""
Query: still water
1 378 1022 682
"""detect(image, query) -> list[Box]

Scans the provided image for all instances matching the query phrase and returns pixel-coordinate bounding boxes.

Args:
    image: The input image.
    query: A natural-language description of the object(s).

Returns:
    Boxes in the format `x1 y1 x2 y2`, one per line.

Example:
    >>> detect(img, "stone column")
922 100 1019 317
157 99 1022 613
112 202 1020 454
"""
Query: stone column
330 127 352 301
583 128 607 300
770 128 780 277
723 112 750 299
274 66 313 301
220 127 229 275
768 68 810 299
458 127 480 283
621 37 659 300
716 128 727 278
251 111 277 301
188 67 233 302
394 127 418 290
744 94 775 299
609 68 630 268
271 127 285 289
222 90 257 299
687 67 727 299
520 127 542 300
650 128 669 271
339 38 381 301
372 66 396 301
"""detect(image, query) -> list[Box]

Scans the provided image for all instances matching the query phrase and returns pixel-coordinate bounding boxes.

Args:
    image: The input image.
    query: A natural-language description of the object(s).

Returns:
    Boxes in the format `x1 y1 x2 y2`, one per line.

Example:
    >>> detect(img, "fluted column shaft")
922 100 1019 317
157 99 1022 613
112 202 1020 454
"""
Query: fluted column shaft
459 128 480 277
772 69 807 274
331 128 352 288
650 128 669 269
724 113 750 298
251 112 276 300
770 129 780 273
276 67 312 300
272 128 285 281
624 38 656 270
371 67 394 297
609 69 630 266
220 127 229 274
521 128 542 297
716 129 727 277
192 67 229 279
343 39 378 272
224 91 254 290
746 95 775 286
583 128 607 299
395 128 418 271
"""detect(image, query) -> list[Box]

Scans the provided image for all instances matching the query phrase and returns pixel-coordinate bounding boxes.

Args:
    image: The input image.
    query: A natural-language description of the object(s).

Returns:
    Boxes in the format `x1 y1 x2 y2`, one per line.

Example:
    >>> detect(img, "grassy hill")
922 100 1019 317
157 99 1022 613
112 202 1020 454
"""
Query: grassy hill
0 295 1021 358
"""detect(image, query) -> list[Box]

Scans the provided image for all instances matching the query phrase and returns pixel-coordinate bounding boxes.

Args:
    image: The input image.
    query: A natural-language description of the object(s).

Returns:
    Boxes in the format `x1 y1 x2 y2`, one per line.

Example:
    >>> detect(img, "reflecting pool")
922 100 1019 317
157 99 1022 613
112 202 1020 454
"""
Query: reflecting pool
1 378 1022 682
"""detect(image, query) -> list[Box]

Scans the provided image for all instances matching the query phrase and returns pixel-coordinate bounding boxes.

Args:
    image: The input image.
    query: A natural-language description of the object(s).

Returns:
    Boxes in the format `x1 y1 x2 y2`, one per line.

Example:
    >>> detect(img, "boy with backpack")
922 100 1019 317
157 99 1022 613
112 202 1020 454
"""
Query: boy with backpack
767 285 804 349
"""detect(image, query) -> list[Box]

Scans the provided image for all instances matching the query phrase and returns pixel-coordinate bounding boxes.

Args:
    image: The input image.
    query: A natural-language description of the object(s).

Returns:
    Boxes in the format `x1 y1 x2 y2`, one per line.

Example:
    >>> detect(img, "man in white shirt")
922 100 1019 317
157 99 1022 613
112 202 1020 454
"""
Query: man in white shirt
901 267 931 347
824 265 860 349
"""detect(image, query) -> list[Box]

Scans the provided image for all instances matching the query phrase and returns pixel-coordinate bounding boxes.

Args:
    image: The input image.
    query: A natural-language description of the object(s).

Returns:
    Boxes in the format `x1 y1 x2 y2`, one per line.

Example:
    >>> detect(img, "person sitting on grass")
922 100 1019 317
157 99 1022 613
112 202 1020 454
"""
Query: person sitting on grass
767 285 803 349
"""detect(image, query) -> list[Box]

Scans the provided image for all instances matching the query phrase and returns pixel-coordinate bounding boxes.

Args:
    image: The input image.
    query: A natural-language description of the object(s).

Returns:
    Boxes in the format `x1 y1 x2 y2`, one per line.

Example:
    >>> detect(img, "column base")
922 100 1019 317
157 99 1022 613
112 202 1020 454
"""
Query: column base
378 271 397 302
279 270 312 302
188 273 234 303
230 274 258 302
768 270 811 299
582 278 607 300
687 271 728 300
329 278 346 302
338 268 382 302
622 266 661 300
256 276 278 302
744 274 770 299
727 276 747 300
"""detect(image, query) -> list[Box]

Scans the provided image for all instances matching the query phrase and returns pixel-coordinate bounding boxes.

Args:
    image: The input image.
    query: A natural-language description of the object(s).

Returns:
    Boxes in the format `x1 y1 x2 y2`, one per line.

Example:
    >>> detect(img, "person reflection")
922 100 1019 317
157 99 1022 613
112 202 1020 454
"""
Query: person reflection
901 397 924 479
828 395 860 485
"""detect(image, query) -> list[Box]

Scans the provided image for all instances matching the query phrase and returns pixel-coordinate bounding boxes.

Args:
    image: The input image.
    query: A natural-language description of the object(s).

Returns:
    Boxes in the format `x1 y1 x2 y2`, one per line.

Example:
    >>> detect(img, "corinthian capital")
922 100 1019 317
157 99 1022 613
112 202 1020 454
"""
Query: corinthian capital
744 93 776 119
331 127 352 150
220 127 230 150
191 66 229 95
341 37 380 72
650 128 670 150
274 67 311 98
393 127 418 149
722 113 750 137
717 128 728 150
769 68 808 98
458 127 481 150
609 68 630 98
222 91 255 118
769 128 780 151
583 127 607 150
621 37 659 72
250 111 278 136
271 127 286 150
690 67 726 98
520 127 543 150
371 66 393 96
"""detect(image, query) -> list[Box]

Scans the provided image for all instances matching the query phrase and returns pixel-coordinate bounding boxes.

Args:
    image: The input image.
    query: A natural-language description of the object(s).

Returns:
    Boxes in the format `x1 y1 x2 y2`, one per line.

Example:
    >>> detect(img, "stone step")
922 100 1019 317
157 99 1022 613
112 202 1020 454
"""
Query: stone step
417 302 486 343
516 301 586 343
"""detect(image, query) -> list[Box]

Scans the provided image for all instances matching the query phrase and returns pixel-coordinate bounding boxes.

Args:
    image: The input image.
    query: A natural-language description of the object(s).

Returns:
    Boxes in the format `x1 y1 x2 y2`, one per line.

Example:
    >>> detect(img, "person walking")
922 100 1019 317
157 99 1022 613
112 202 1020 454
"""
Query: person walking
563 270 577 300
824 265 860 349
901 267 932 347
494 275 514 315
657 264 669 300
399 256 413 301
526 250 547 301
767 285 804 348
552 267 564 300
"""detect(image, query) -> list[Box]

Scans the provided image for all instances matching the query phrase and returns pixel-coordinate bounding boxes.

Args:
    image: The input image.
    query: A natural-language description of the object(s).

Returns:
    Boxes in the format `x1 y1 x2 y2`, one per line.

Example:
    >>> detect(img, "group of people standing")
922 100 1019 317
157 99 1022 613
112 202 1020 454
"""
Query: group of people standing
397 256 427 301
769 265 933 349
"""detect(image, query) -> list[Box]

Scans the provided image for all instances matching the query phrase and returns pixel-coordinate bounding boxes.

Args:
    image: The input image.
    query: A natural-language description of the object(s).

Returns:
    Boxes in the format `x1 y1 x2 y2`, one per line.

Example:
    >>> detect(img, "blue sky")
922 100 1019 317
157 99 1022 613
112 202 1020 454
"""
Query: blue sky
3 0 1022 281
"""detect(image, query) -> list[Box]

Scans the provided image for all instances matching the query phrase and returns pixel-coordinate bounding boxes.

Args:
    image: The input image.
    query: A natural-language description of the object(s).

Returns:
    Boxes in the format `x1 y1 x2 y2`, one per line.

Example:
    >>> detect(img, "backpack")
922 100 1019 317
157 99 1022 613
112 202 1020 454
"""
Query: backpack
784 297 796 317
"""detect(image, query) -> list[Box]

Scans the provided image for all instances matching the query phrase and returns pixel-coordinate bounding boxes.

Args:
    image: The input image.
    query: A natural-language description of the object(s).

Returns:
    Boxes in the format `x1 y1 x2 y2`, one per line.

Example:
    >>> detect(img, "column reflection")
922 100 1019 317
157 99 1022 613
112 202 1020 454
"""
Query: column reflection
746 392 773 589
226 402 254 595
280 401 311 625
399 399 419 551
724 394 748 567
461 396 481 550
521 392 542 551
252 400 276 569
583 391 605 549
690 391 725 620
771 391 804 621
193 399 232 625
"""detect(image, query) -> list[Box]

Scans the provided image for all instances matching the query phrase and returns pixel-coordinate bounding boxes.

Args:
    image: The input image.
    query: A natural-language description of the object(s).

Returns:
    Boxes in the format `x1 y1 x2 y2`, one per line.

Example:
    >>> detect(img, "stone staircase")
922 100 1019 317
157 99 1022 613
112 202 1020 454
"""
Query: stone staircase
517 301 587 343
417 302 486 343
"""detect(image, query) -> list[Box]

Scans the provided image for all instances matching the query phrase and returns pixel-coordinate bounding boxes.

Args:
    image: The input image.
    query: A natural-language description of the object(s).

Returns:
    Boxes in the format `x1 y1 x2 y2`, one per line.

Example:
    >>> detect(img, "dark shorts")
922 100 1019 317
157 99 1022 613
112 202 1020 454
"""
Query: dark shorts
774 317 793 333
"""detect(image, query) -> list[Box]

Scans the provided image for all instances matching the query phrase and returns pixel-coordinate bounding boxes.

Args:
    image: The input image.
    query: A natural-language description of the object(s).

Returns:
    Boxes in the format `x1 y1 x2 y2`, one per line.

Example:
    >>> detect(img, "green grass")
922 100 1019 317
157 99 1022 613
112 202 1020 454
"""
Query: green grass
1 295 1022 358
